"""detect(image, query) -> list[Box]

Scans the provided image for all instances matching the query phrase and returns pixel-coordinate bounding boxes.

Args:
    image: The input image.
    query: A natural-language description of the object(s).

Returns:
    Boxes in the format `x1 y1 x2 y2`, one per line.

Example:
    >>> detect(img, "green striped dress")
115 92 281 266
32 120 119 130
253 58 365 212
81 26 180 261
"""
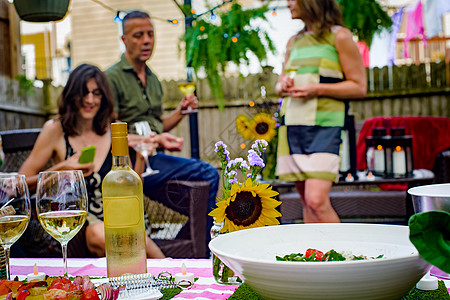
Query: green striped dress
277 27 346 183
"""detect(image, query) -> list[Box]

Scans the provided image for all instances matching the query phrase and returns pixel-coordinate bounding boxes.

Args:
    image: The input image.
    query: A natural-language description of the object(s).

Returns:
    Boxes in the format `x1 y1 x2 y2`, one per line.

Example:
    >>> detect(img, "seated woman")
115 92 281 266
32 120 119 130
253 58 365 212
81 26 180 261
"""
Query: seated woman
19 63 165 258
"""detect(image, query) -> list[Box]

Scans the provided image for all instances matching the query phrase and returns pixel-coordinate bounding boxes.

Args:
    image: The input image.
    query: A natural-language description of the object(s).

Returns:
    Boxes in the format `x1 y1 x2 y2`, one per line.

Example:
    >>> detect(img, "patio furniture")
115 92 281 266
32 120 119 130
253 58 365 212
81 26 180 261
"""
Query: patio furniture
0 128 210 259
277 169 435 224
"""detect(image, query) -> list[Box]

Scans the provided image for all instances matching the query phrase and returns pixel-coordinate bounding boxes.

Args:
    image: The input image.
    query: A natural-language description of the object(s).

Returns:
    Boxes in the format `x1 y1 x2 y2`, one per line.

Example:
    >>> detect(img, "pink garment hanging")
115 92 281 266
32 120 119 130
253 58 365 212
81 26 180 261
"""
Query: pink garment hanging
357 41 370 67
404 0 427 58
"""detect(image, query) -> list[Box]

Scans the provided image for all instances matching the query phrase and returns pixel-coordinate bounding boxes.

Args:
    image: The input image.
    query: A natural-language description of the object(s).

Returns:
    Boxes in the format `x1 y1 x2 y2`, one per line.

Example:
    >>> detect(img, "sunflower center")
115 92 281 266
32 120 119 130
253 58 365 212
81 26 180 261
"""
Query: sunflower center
255 122 269 135
225 191 262 227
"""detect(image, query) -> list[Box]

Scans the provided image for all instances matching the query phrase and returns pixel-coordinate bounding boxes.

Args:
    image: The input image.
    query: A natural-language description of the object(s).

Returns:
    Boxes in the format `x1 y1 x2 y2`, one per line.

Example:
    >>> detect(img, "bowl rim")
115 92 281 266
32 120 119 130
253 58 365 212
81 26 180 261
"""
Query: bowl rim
408 183 450 197
209 223 419 266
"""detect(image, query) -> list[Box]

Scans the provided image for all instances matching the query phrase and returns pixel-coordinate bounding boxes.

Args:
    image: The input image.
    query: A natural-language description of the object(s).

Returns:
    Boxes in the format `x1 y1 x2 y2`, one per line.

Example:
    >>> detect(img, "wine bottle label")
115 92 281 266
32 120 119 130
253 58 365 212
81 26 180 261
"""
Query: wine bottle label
103 196 142 227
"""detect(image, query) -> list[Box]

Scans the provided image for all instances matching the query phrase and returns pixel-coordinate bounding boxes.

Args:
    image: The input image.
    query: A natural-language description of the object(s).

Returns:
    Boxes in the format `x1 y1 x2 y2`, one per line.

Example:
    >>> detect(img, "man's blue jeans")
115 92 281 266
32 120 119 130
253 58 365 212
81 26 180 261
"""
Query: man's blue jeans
143 153 219 255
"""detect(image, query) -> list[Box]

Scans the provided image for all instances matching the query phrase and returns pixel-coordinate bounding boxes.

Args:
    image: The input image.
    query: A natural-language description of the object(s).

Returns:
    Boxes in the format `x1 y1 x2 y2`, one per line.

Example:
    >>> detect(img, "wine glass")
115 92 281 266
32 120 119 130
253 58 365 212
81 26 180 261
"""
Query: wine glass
0 174 31 280
177 81 198 114
129 121 160 177
36 170 87 276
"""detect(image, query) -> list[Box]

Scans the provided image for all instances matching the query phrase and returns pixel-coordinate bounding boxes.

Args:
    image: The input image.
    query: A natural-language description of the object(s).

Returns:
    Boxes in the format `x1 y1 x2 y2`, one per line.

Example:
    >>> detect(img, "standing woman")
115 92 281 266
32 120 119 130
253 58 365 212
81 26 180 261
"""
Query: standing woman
276 0 367 223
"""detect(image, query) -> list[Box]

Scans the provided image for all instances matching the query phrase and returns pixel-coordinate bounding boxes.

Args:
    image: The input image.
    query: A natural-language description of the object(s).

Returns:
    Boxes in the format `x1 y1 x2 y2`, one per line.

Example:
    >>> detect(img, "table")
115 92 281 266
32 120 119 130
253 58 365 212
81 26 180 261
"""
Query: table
9 258 450 298
10 258 238 300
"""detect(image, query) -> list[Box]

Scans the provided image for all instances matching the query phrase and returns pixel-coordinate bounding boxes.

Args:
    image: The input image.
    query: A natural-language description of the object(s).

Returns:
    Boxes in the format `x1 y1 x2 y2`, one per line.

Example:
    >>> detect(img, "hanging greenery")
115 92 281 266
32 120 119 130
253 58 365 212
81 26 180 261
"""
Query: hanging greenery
177 1 276 109
338 0 393 47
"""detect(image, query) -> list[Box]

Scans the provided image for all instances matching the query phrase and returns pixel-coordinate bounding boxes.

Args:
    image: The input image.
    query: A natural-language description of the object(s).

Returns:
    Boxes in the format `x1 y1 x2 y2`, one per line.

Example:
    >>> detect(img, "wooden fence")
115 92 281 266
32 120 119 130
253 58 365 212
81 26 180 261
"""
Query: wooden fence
1 61 449 164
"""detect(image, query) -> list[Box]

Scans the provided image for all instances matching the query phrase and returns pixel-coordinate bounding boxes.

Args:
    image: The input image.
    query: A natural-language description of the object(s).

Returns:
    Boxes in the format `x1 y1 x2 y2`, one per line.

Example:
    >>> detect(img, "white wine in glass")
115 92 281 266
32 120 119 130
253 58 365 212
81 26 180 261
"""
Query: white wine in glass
129 121 159 177
0 174 31 280
177 81 198 114
36 170 87 276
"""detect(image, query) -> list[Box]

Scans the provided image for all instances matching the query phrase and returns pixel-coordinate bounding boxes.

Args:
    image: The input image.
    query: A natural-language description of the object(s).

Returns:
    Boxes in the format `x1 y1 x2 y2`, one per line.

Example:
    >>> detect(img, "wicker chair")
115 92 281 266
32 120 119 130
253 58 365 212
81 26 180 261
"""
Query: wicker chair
0 128 210 259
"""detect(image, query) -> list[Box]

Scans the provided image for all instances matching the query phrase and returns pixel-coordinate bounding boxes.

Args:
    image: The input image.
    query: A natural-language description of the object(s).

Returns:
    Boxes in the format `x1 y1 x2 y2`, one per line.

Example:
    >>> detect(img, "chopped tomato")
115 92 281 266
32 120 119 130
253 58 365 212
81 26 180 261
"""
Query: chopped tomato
314 250 325 261
80 288 100 300
305 248 325 261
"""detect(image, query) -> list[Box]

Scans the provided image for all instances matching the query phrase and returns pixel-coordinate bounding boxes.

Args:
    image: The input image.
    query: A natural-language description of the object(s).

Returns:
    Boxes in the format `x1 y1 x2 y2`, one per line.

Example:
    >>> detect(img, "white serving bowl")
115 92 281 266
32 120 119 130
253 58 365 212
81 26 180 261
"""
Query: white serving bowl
209 223 430 300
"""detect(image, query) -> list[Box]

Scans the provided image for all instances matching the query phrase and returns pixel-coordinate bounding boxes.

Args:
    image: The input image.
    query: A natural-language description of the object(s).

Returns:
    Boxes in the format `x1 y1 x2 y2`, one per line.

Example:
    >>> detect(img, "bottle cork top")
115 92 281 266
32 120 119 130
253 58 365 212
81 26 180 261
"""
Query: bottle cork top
111 122 128 137
111 122 128 156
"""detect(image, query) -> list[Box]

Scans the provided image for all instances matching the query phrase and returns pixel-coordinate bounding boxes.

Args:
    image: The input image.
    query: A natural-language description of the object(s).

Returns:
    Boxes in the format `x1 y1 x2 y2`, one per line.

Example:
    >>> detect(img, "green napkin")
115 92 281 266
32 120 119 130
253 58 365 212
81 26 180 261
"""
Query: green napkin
160 287 182 300
409 211 450 273
229 282 450 299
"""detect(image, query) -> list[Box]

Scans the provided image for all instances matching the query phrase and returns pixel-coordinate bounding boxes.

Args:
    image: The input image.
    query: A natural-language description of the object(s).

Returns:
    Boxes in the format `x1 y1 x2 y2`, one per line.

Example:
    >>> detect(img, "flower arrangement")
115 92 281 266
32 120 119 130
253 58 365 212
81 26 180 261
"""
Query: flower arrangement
209 139 281 233
209 139 281 284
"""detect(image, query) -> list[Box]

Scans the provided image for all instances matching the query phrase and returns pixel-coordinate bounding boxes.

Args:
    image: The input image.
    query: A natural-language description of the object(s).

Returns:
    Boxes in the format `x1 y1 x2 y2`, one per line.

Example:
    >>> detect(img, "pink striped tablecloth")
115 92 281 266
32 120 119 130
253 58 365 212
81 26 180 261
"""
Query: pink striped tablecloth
10 258 238 300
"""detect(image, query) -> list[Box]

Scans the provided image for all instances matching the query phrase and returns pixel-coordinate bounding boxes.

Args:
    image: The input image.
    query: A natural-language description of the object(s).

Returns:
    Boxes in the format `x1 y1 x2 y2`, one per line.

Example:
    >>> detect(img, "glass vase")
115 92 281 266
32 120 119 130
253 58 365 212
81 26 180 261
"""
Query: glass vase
210 219 242 285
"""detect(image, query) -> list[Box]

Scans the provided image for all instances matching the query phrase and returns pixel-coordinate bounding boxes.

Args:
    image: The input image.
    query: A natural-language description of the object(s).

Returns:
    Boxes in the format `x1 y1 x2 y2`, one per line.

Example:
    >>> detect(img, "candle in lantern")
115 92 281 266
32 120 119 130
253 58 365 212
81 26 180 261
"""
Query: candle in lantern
392 146 406 176
345 173 354 182
373 145 385 173
27 264 46 281
174 263 194 285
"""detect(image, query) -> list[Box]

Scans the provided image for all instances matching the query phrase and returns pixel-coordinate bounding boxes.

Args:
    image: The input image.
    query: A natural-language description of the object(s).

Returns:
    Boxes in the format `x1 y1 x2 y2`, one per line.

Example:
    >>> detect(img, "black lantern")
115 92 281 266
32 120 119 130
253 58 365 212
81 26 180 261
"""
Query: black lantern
365 127 388 177
386 127 414 178
13 0 71 22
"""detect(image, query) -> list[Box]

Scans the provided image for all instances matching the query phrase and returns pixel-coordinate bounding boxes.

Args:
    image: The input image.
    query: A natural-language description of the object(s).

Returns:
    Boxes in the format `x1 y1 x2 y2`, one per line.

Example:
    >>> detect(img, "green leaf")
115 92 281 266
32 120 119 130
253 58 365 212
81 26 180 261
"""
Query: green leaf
179 2 276 109
409 211 450 273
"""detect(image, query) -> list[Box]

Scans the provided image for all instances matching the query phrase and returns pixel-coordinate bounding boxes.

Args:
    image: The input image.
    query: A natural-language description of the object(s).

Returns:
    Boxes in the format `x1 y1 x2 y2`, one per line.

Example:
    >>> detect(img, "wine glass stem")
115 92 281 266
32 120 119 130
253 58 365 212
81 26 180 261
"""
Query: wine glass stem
61 242 68 276
3 245 11 280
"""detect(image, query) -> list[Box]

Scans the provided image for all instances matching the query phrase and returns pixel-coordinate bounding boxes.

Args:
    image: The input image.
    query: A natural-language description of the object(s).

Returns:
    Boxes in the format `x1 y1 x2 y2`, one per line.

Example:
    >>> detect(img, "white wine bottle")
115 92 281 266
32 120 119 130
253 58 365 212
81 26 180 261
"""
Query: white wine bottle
102 122 147 277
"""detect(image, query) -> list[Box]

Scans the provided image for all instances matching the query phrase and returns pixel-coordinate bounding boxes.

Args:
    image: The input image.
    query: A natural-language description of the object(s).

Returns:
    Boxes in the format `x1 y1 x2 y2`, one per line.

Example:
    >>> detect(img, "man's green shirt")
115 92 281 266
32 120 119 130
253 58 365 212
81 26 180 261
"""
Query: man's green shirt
105 54 164 134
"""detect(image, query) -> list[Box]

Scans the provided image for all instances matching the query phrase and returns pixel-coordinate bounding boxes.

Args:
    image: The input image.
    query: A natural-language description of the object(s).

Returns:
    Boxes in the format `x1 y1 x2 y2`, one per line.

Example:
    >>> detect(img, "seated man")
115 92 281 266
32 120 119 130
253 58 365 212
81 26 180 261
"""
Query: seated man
105 10 220 253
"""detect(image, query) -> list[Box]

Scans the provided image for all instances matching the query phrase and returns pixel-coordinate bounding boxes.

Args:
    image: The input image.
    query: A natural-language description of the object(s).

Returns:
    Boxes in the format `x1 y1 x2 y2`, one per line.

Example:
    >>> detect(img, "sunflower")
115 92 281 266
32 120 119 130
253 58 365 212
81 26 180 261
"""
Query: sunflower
250 113 277 142
235 114 254 140
209 177 281 233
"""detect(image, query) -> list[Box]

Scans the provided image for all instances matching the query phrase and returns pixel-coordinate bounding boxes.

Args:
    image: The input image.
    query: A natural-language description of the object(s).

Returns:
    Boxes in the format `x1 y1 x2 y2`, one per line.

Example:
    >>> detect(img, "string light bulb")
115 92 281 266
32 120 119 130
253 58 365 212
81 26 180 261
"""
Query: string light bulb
114 11 122 23
210 12 217 20
272 8 277 17
170 19 179 25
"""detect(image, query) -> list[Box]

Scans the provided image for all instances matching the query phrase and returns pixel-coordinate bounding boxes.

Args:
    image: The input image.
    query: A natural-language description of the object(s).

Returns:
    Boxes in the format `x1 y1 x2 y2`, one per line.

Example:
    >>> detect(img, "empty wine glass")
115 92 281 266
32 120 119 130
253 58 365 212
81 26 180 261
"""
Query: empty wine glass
0 174 31 280
129 121 160 177
36 170 87 276
177 81 198 114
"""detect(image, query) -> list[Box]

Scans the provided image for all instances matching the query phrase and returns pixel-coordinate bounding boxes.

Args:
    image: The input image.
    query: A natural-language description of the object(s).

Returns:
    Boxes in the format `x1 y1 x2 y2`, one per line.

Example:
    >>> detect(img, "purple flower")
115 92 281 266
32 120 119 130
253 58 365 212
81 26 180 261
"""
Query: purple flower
227 157 244 169
215 141 230 162
248 149 265 168
214 141 226 153
240 161 250 171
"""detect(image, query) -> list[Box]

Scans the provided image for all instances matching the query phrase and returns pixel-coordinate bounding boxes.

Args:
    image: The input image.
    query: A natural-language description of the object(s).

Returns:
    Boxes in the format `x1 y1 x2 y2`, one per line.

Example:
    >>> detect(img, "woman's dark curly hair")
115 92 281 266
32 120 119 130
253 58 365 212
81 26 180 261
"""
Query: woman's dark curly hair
58 64 114 136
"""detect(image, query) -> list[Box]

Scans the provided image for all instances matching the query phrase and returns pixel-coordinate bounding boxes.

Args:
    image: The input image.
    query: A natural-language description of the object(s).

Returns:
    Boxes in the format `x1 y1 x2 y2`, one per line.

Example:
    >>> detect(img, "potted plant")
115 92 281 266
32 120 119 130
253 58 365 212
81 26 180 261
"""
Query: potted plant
13 0 71 22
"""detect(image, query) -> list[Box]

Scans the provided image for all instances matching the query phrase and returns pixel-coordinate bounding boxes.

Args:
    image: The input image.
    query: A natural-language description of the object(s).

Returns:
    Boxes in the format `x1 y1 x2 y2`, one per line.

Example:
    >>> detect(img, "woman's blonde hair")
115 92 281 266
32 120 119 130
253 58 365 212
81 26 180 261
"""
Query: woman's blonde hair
297 0 344 37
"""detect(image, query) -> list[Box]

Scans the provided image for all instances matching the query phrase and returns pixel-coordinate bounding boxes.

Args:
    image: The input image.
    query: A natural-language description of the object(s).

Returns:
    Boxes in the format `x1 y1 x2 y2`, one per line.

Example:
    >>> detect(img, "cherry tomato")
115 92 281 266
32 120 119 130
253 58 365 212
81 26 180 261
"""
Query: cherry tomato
305 248 325 261
314 250 325 261
81 288 100 300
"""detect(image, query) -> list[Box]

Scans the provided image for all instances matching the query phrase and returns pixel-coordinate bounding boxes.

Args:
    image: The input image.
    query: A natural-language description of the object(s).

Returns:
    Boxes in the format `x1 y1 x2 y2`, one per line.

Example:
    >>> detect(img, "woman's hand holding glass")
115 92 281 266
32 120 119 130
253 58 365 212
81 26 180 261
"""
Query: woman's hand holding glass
36 170 88 276
129 121 160 177
0 174 31 280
